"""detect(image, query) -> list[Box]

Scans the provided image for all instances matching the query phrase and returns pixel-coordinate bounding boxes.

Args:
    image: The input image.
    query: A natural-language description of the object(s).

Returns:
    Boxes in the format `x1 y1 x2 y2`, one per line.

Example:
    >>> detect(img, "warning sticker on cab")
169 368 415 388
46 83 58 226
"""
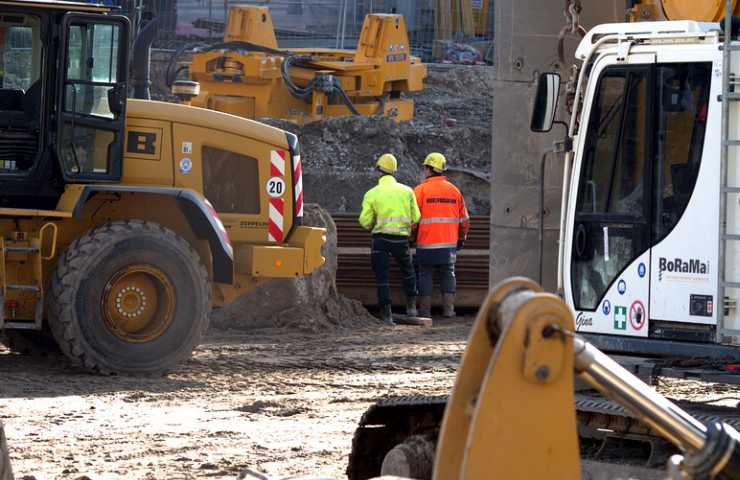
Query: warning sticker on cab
629 300 646 331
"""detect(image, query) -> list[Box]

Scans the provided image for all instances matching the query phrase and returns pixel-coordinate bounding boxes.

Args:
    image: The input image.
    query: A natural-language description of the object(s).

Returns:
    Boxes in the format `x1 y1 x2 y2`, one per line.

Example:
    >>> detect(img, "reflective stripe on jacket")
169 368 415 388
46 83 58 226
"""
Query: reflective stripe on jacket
414 175 469 249
359 175 421 236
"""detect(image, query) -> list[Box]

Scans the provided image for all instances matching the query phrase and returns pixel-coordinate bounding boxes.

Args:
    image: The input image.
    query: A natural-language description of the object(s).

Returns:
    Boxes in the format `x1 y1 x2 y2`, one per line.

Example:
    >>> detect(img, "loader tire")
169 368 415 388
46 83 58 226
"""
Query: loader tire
1 328 60 356
49 220 211 374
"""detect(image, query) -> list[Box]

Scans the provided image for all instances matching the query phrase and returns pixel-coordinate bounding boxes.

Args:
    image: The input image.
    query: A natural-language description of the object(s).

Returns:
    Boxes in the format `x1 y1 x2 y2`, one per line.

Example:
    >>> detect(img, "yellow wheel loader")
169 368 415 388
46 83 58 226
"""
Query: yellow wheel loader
0 0 325 374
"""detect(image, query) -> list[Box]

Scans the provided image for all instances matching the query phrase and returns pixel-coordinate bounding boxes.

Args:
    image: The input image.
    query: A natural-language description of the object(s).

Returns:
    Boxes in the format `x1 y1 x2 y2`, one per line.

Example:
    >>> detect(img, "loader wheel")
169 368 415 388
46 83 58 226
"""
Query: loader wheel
49 220 211 374
1 328 60 356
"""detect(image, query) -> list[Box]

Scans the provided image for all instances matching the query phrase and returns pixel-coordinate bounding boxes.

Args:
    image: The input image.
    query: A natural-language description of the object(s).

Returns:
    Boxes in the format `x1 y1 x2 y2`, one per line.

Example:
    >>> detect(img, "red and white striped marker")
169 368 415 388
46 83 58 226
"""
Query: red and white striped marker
268 150 286 243
293 154 304 218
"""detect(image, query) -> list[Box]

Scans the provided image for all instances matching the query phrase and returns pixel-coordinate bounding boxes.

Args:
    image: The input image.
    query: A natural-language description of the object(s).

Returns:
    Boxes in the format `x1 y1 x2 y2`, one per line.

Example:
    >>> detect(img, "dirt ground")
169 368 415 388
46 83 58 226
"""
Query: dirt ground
3 315 740 479
0 318 470 480
263 66 494 216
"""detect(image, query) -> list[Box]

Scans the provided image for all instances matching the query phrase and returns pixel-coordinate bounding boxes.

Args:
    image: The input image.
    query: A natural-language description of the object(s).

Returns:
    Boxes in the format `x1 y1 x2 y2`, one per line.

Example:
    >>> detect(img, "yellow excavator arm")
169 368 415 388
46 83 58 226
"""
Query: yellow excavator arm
384 278 740 479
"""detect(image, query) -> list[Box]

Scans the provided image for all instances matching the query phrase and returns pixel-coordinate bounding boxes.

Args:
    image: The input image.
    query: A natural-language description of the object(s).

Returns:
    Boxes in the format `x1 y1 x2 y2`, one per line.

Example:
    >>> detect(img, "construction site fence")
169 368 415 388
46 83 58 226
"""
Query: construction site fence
118 0 494 63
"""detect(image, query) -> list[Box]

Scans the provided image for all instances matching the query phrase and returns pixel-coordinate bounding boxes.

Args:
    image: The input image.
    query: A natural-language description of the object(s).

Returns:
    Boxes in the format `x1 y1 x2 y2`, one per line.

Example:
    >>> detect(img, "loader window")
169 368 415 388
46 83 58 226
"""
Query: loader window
202 146 260 214
58 15 128 182
0 21 41 91
572 67 650 310
652 63 710 242
0 15 43 174
64 23 120 119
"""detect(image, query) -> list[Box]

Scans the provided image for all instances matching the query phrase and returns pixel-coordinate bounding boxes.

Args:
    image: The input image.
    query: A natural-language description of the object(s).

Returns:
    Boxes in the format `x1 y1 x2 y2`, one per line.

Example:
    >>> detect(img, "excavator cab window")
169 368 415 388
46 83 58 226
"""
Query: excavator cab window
571 62 711 311
0 14 42 174
57 13 129 182
652 63 711 242
572 67 651 310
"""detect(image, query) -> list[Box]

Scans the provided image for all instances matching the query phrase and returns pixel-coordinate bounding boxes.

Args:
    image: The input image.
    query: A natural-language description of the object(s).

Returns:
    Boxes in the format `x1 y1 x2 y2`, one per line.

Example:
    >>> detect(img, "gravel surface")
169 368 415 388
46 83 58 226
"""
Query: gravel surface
3 316 740 479
0 319 470 479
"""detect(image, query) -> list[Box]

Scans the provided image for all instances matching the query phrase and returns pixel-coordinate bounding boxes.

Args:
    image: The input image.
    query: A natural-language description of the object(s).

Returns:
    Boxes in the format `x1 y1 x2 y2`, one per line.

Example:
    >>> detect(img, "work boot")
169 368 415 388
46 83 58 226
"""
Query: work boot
406 296 418 317
418 296 432 318
442 293 456 318
381 304 395 325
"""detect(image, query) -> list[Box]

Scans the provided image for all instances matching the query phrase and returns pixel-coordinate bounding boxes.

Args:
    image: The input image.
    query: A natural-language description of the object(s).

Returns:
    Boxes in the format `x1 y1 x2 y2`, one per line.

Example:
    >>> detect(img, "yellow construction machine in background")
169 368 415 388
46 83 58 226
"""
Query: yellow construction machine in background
630 0 740 21
173 5 427 123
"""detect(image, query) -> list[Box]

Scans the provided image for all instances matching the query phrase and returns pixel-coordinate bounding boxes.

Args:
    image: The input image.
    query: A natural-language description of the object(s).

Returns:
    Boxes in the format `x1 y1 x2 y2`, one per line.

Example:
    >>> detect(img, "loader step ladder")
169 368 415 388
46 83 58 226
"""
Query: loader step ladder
0 224 57 331
719 0 740 340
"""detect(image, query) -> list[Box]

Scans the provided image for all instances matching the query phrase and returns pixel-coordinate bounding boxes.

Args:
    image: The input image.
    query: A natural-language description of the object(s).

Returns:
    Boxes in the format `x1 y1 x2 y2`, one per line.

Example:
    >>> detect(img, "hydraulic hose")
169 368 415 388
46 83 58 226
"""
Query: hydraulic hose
166 40 288 88
166 43 204 88
281 55 316 100
178 41 361 115
204 40 290 57
331 77 360 115
279 55 359 114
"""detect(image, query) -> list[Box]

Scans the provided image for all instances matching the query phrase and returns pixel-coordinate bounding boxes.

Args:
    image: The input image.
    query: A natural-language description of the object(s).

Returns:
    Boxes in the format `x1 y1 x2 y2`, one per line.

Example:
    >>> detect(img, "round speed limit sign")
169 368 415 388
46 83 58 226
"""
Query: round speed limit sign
266 177 286 198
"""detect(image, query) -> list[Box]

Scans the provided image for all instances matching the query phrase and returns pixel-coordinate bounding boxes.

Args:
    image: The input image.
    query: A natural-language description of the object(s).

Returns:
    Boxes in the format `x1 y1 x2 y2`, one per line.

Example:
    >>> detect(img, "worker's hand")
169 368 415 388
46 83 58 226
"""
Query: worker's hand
456 239 465 251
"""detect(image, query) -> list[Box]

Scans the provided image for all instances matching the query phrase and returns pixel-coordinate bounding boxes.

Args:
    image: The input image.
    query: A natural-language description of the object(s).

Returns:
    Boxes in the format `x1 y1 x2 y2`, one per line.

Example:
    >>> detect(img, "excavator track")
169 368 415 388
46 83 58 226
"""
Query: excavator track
346 393 740 479
346 396 447 480
576 393 740 466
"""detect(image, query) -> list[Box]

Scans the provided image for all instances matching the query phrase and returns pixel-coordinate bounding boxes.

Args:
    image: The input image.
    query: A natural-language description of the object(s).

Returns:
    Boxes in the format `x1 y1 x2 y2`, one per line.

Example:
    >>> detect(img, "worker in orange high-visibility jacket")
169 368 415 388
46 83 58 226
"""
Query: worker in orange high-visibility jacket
413 152 469 318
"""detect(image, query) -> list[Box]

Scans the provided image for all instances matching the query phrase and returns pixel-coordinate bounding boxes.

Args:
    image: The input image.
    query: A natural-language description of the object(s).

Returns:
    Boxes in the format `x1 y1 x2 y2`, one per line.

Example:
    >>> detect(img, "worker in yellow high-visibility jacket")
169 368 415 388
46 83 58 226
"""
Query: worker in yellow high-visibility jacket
359 154 421 325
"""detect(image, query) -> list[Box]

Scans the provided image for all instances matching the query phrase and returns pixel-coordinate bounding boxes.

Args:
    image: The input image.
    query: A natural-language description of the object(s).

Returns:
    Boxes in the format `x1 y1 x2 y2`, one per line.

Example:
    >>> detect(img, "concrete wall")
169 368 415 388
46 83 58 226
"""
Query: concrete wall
490 1 629 291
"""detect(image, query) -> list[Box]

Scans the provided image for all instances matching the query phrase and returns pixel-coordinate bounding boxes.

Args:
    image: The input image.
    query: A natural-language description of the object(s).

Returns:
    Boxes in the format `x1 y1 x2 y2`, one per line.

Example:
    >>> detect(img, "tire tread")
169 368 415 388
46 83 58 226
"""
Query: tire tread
48 220 211 374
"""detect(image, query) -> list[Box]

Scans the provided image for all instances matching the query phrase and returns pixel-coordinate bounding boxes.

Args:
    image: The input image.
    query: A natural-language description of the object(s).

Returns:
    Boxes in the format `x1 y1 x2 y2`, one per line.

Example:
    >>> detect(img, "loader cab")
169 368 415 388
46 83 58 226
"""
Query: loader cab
532 21 731 347
0 1 128 209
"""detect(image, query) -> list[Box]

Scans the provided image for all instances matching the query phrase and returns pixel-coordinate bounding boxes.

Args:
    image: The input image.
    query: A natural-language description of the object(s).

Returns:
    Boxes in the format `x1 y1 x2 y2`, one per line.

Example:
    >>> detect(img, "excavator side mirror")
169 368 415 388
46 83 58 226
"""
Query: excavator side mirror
530 72 561 133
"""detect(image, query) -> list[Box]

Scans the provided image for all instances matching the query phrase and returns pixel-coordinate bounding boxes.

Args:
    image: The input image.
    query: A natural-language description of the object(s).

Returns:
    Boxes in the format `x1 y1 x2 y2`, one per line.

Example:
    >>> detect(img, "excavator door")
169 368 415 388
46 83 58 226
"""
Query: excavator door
56 13 129 183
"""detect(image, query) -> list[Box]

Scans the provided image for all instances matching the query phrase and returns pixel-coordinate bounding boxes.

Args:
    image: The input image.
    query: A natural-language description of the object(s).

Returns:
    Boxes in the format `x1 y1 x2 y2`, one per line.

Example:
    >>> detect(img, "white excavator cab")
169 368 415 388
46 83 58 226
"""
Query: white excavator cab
533 21 740 355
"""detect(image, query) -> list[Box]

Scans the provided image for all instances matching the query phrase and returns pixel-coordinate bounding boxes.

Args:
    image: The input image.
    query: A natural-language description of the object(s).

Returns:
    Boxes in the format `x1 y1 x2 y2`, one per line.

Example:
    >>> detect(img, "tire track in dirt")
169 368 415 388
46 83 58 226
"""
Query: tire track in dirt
0 319 471 479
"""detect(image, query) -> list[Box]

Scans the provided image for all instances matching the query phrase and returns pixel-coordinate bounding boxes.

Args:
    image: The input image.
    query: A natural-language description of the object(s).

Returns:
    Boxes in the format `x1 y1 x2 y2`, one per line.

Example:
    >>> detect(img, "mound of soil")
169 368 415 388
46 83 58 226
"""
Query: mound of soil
210 204 377 332
262 66 493 215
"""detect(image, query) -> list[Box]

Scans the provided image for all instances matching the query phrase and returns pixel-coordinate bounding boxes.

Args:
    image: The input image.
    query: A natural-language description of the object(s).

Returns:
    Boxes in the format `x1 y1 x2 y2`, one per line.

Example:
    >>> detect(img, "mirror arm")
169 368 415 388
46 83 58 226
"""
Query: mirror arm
551 120 573 153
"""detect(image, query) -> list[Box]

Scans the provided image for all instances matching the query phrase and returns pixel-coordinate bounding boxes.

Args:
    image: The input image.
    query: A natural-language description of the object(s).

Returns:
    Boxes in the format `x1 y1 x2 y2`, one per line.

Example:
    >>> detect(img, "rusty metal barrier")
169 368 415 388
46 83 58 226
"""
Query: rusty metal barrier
333 214 490 308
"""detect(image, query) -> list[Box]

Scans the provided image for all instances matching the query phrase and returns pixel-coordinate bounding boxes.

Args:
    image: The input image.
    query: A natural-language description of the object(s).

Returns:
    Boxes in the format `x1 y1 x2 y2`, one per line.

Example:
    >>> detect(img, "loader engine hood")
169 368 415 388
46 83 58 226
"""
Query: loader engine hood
126 100 290 146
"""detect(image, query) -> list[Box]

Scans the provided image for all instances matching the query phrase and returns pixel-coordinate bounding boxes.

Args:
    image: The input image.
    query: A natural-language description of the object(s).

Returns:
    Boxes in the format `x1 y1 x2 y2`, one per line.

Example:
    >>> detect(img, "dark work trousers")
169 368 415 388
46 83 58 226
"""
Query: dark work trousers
371 234 417 306
416 247 457 296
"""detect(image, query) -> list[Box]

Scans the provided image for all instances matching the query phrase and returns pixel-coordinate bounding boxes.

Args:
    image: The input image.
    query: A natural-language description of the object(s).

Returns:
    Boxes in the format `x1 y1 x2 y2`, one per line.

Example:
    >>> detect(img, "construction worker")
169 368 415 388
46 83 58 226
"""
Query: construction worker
359 153 421 325
414 152 469 318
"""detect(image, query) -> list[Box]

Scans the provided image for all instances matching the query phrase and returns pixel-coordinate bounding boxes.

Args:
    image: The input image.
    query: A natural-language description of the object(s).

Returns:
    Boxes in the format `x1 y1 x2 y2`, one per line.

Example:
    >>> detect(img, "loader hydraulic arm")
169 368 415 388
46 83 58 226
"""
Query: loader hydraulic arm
433 278 740 480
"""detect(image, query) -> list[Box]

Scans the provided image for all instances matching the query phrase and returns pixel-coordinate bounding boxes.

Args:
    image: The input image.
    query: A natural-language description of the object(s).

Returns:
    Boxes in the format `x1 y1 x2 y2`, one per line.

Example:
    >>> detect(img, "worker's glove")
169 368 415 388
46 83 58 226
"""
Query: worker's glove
456 239 465 251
